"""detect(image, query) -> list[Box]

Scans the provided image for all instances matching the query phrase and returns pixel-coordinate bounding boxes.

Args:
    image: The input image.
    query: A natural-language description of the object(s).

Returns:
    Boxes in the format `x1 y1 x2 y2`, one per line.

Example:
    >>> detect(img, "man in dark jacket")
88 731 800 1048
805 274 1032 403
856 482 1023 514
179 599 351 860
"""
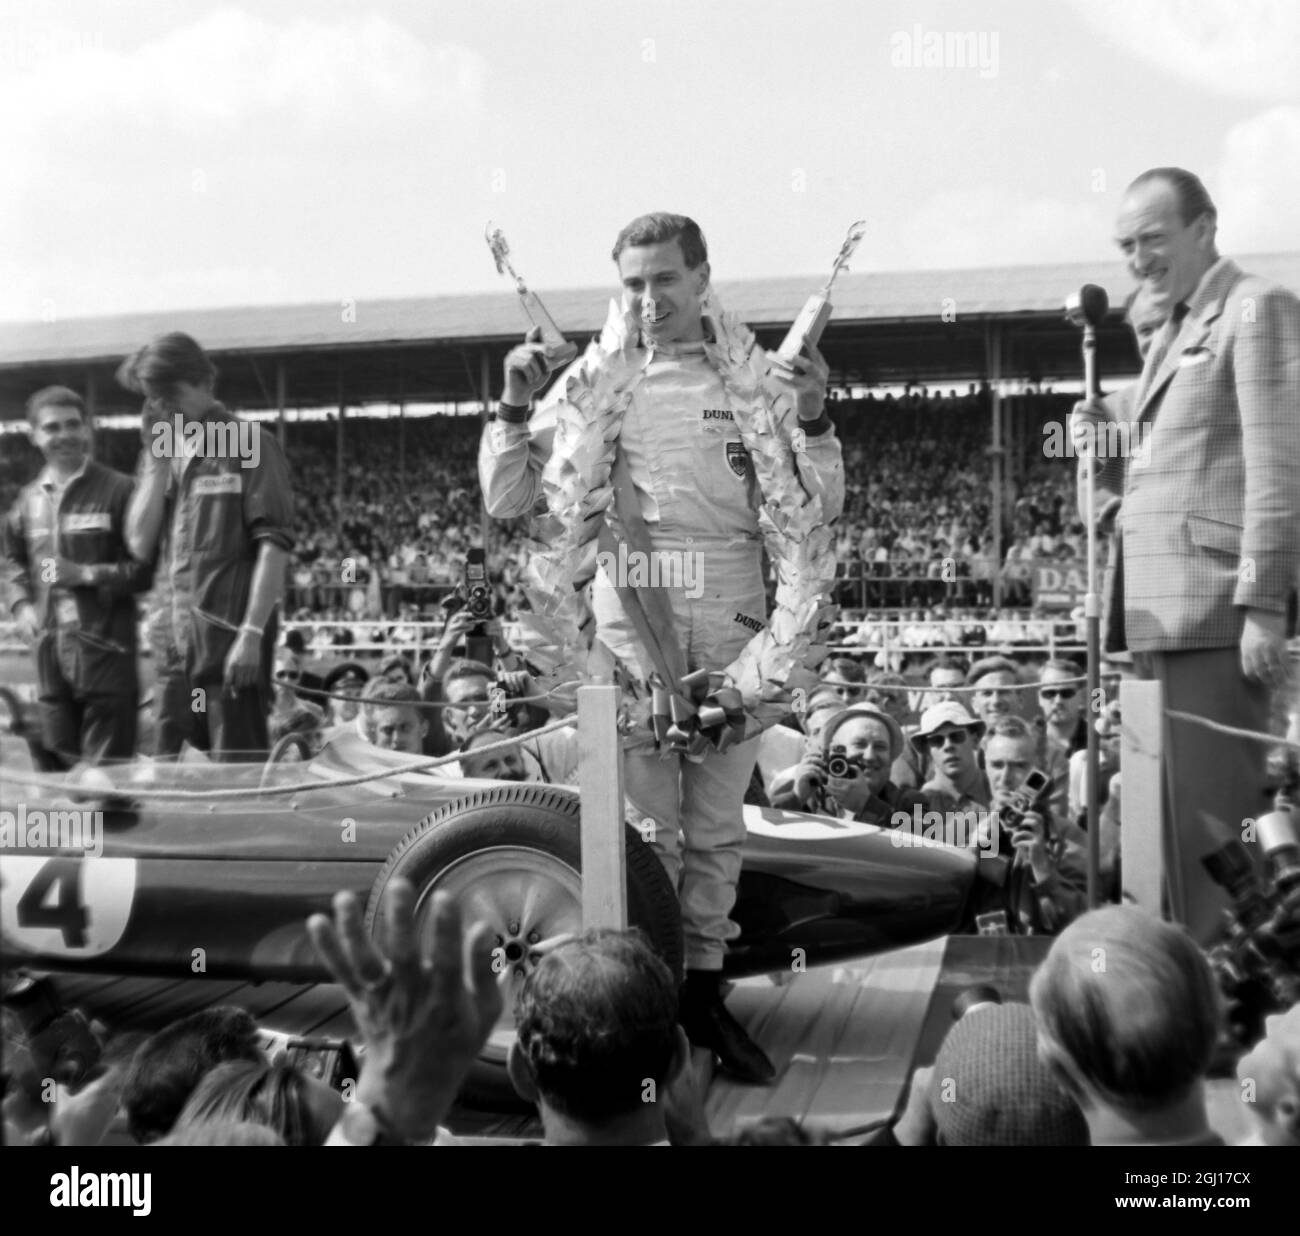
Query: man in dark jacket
120 334 294 762
2 387 151 766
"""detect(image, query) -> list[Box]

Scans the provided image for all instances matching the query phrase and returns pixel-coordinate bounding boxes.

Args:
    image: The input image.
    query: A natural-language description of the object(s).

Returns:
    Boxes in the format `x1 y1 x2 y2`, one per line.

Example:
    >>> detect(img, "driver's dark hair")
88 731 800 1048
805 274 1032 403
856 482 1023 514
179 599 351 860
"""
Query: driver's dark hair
611 213 708 269
515 929 679 1124
121 1006 263 1143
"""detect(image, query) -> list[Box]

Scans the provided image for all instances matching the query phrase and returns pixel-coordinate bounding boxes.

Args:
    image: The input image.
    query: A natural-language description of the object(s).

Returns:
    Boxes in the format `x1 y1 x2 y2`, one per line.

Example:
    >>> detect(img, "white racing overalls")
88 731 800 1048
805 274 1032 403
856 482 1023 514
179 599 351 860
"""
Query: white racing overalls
480 338 844 969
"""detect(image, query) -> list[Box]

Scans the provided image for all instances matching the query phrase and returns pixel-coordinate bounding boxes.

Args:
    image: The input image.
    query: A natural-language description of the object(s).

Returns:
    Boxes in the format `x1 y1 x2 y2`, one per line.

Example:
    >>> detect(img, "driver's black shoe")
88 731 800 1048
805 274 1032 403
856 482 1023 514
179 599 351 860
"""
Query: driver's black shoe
679 971 775 1085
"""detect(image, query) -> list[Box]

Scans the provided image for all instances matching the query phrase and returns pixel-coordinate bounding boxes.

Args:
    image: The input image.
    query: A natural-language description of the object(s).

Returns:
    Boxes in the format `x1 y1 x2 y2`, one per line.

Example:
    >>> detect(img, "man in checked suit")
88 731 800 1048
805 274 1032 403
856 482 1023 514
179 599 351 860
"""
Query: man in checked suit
1072 167 1300 943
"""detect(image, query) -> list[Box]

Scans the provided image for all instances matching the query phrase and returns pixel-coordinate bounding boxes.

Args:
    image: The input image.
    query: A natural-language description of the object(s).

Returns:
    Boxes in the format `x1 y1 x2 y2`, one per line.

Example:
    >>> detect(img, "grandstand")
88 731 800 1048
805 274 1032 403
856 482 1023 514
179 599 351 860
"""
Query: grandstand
2 253 1297 630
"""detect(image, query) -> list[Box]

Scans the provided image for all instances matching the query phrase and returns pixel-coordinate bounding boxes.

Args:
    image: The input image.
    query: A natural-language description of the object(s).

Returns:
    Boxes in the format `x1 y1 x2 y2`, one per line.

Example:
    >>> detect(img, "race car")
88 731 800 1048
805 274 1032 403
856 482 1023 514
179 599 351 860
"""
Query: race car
0 726 984 1099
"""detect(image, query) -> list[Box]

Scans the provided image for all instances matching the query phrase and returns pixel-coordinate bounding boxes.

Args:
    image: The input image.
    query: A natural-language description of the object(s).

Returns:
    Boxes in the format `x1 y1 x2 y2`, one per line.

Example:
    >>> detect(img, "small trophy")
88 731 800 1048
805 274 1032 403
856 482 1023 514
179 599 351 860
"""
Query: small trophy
776 220 867 361
485 222 578 367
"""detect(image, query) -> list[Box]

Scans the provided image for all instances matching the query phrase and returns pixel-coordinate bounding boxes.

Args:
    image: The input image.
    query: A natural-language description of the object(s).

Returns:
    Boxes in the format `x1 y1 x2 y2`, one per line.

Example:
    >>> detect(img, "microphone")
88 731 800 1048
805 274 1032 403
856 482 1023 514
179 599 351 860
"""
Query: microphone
1064 284 1109 402
1064 283 1109 330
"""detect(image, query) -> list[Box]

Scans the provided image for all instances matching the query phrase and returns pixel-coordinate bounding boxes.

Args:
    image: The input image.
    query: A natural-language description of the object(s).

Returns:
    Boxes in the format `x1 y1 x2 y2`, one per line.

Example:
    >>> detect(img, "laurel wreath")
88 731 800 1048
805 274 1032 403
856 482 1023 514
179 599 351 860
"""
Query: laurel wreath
512 292 840 752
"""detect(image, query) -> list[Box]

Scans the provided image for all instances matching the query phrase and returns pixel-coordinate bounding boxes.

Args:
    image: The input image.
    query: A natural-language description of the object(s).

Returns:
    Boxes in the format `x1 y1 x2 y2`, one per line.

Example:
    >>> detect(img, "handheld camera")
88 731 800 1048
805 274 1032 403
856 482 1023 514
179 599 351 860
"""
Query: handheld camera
998 768 1052 835
442 547 495 666
827 751 867 781
258 1029 360 1092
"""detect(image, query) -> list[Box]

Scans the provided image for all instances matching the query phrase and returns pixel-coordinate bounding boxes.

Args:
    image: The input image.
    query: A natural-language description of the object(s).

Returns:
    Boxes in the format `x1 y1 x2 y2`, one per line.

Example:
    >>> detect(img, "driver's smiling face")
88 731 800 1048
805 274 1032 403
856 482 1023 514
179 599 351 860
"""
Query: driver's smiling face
617 239 709 345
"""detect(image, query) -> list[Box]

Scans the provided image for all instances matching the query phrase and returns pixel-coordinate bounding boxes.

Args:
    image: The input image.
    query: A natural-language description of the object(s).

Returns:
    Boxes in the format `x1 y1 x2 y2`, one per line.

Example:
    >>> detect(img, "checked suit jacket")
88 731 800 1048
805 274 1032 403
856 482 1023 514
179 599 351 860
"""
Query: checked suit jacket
1091 257 1300 654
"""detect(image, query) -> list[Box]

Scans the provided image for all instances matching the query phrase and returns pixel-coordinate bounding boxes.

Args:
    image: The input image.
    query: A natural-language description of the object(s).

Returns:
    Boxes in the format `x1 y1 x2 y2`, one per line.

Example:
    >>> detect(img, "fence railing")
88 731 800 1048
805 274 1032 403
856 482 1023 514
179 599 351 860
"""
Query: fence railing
830 556 1087 610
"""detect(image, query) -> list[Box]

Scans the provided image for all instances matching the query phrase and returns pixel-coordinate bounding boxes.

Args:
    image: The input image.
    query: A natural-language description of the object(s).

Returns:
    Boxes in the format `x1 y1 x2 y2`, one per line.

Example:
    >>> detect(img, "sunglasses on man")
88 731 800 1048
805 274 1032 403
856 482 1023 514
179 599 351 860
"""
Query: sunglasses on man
1039 688 1077 701
926 728 970 748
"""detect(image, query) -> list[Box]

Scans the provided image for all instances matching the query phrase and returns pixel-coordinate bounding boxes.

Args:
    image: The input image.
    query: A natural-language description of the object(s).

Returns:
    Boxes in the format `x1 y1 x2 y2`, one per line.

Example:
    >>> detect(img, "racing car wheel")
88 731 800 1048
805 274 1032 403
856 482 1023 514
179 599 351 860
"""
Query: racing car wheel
364 783 683 1109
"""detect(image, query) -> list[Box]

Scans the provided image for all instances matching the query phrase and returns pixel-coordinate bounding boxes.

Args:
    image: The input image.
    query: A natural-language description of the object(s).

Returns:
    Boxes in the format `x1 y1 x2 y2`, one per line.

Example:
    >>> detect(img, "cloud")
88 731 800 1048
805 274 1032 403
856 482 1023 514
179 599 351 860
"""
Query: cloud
1216 106 1300 253
2 8 482 147
1066 0 1300 103
0 8 485 320
900 187 1113 270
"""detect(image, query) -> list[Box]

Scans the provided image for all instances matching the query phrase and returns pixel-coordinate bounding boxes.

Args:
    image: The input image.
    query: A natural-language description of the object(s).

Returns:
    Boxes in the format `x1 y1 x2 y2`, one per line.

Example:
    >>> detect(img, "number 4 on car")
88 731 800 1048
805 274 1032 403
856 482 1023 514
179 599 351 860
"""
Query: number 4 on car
2 856 137 957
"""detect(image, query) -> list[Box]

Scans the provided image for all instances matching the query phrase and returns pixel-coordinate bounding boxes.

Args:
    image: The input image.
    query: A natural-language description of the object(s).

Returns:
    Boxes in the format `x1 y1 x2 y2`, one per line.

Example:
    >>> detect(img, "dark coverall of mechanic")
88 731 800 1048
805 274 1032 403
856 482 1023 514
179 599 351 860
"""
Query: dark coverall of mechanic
120 334 294 762
2 387 150 768
479 214 844 1084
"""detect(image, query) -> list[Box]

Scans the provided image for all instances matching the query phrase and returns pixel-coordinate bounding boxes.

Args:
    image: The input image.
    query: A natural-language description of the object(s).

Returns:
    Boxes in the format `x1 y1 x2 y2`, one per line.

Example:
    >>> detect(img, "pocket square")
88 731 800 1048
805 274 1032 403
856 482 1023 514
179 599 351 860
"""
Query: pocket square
1178 348 1212 367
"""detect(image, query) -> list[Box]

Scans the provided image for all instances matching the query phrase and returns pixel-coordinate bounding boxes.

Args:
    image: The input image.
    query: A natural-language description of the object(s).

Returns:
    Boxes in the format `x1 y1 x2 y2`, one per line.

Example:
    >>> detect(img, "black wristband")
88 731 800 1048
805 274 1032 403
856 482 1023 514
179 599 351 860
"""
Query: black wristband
497 401 530 424
798 412 833 437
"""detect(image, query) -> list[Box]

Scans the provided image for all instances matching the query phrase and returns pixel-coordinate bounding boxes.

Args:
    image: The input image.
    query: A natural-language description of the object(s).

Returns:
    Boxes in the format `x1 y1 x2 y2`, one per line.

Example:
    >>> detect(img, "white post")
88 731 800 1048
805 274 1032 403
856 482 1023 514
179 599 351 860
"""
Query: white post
1120 678 1164 915
578 684 627 930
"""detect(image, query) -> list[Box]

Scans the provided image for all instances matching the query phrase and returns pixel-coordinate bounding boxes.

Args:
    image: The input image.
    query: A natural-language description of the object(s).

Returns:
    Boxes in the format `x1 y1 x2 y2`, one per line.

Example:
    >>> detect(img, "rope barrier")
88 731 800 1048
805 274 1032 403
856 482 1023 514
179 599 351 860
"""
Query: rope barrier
288 680 580 711
0 716 578 802
811 672 1099 696
1165 707 1300 753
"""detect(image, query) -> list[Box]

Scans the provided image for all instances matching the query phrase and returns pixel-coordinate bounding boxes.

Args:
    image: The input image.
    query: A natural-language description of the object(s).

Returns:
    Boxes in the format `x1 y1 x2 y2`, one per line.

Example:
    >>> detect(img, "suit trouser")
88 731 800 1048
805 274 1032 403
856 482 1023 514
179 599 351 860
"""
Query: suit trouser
35 633 137 768
154 663 271 763
1132 648 1271 945
152 659 193 758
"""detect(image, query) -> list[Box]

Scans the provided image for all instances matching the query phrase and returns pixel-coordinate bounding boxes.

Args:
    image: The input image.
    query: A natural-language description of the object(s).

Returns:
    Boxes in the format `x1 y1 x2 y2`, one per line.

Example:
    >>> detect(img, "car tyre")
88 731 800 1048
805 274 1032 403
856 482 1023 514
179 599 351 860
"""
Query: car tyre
364 783 682 1112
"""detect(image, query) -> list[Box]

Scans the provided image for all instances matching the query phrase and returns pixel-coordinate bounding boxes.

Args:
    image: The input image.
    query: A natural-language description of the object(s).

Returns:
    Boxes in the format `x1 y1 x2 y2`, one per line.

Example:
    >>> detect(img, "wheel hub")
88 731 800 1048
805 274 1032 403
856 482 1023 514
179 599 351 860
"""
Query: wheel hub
412 846 583 1060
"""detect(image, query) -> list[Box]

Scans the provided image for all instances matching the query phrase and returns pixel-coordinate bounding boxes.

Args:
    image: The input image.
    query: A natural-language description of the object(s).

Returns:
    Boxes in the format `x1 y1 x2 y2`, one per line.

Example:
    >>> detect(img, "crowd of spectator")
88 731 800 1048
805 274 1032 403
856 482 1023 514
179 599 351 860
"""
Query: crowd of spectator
5 382 1298 1154
7 893 1298 1147
1 388 1089 629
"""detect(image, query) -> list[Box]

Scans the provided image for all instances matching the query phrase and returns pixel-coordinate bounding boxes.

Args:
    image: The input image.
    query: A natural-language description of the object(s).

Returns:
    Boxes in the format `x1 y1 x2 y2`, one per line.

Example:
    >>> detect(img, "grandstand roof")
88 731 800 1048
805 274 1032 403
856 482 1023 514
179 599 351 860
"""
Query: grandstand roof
2 252 1296 417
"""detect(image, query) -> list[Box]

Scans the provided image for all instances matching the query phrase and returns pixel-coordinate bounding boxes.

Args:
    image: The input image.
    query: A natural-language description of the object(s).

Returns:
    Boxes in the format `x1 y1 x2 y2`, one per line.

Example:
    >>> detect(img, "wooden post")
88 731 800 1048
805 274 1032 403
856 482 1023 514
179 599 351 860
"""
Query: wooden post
1120 678 1164 916
479 346 492 552
578 684 627 930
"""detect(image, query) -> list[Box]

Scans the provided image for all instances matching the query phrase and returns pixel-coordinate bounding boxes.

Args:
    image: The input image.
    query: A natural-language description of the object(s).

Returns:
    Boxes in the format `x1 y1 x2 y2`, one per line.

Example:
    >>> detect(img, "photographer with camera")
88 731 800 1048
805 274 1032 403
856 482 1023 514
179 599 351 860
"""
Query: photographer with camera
417 551 541 757
771 703 932 826
983 715 1088 935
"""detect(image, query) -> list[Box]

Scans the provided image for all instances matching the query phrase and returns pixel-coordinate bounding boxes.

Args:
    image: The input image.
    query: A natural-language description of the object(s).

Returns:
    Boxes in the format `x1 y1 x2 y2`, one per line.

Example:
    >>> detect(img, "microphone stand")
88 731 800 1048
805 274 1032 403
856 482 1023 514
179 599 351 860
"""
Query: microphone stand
1080 323 1102 908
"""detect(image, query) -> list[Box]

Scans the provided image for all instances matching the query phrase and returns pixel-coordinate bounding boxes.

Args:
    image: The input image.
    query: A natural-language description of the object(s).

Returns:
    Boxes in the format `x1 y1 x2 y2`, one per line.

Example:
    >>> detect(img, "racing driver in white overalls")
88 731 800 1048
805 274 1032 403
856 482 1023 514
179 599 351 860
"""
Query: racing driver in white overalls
479 213 844 1082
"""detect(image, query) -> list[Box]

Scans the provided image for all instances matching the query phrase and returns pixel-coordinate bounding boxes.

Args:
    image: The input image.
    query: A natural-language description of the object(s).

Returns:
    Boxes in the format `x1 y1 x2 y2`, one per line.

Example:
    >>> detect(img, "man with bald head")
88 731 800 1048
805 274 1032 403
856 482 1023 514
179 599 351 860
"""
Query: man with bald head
1071 167 1300 942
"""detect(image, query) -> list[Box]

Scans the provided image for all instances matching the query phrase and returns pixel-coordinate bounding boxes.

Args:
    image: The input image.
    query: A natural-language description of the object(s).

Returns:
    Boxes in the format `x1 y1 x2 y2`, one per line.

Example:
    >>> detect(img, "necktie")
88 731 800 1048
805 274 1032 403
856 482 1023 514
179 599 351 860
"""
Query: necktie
1136 302 1189 410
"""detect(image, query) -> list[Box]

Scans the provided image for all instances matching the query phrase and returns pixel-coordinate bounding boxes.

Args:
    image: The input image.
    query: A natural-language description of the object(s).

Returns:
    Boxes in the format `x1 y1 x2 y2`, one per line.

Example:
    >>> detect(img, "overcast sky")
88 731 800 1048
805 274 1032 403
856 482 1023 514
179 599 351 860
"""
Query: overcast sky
2 0 1297 323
